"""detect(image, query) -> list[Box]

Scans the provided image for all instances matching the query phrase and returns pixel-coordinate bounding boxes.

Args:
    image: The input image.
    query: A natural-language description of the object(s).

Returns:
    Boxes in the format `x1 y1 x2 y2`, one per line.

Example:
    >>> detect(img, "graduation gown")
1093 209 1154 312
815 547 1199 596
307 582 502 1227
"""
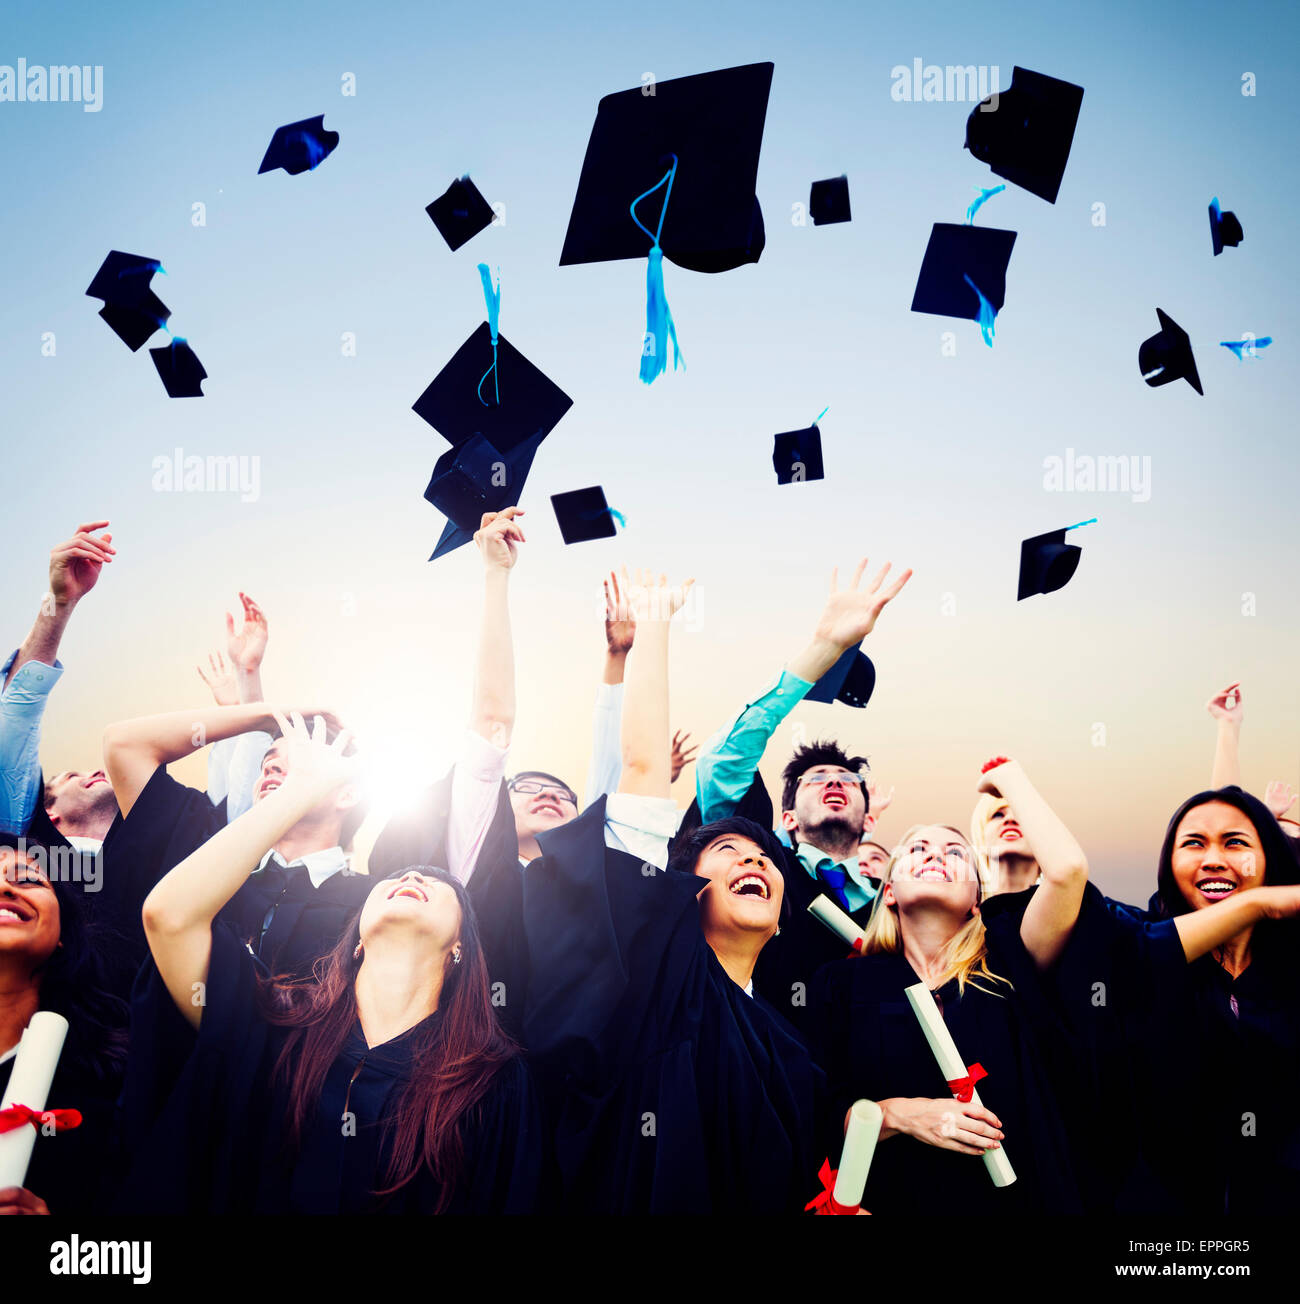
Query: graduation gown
369 767 527 1035
117 922 546 1214
1042 883 1300 1213
808 908 1083 1214
521 800 829 1214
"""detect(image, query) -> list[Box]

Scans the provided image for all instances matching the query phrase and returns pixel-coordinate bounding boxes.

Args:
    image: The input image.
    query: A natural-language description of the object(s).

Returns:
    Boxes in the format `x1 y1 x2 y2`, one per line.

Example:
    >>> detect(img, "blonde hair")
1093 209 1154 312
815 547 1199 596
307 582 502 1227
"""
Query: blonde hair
969 793 1009 894
859 823 1011 997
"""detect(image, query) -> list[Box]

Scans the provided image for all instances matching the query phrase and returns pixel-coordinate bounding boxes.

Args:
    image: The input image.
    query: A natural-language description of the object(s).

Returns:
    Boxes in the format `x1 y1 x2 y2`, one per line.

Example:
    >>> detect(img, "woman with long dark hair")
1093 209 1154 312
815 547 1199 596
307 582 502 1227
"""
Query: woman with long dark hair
0 834 128 1215
118 713 545 1214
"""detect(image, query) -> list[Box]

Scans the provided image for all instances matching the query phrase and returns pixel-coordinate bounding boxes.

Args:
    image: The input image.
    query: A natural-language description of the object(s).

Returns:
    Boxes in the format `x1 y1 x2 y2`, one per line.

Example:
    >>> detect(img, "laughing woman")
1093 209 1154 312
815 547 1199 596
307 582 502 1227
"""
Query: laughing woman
118 713 545 1215
809 759 1093 1214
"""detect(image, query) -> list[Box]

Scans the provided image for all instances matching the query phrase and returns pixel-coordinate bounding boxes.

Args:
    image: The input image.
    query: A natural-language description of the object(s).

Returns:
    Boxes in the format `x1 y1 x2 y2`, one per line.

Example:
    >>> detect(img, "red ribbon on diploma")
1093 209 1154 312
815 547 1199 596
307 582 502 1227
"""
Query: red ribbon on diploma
804 1158 862 1216
946 1063 988 1102
0 1103 83 1134
850 938 865 954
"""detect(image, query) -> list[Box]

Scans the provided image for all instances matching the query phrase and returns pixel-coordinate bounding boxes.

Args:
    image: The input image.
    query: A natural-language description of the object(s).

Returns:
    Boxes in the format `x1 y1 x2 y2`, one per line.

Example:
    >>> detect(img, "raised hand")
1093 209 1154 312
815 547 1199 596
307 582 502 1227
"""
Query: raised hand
1205 682 1243 725
670 729 698 783
48 520 115 606
225 592 269 674
267 710 358 803
475 506 525 572
977 756 1025 797
1264 780 1297 821
604 569 637 655
813 558 913 652
196 650 238 706
622 567 695 623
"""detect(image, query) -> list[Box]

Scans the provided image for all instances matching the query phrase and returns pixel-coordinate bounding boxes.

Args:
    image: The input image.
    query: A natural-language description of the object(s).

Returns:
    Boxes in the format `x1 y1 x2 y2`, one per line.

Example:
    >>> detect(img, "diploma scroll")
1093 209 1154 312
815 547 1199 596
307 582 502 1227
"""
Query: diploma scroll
807 894 867 953
903 983 1016 1188
0 1011 70 1190
833 1099 883 1211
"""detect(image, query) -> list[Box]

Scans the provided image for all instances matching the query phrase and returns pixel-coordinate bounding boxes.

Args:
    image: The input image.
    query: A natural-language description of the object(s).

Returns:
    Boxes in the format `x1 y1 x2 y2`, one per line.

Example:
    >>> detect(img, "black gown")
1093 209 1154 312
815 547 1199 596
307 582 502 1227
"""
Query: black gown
116 922 546 1214
1042 882 1300 1213
808 903 1083 1214
520 799 829 1214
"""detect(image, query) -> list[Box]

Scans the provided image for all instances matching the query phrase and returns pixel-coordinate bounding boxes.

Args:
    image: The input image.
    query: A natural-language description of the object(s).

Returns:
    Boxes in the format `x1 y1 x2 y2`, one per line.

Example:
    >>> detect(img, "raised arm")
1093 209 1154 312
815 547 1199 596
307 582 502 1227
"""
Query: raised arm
469 508 522 747
226 592 269 704
1173 883 1300 963
141 712 356 1027
978 758 1089 969
584 571 635 806
1205 682 1243 789
696 557 912 823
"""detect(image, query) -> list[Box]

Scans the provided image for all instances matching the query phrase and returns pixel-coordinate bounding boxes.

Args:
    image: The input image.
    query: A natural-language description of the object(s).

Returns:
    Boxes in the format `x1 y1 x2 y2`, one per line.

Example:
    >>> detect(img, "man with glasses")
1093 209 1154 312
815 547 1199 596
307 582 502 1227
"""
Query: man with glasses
507 771 580 866
693 556 912 1031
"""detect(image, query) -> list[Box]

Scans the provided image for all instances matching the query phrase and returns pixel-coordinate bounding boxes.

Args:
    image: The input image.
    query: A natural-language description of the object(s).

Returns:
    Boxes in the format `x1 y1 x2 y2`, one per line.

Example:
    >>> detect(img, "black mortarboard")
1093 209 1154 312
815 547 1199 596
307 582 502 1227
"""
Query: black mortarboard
426 177 495 252
149 339 207 398
964 66 1084 205
1018 525 1088 600
258 115 339 176
805 644 876 709
413 323 573 453
772 424 825 484
911 223 1016 322
559 62 774 274
1208 197 1244 257
1139 308 1203 396
551 486 620 545
86 251 170 351
810 175 851 226
425 430 545 560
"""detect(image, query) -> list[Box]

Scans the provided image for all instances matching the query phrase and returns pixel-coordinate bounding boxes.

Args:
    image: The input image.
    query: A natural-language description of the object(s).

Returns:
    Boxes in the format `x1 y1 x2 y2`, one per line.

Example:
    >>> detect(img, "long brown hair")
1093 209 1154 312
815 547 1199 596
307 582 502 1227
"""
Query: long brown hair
259 866 516 1210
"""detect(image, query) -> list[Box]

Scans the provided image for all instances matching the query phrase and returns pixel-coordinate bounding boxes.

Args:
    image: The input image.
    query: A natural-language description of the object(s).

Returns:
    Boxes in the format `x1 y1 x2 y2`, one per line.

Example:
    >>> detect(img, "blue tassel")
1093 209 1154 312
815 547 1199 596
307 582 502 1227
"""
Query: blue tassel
963 273 997 347
476 263 501 405
639 246 682 383
1220 336 1272 361
965 184 1006 225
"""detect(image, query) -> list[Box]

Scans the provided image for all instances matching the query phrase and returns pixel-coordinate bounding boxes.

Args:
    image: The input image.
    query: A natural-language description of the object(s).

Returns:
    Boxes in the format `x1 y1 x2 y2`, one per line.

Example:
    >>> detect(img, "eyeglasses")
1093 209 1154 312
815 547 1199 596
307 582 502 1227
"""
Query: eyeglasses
509 780 578 804
798 769 865 788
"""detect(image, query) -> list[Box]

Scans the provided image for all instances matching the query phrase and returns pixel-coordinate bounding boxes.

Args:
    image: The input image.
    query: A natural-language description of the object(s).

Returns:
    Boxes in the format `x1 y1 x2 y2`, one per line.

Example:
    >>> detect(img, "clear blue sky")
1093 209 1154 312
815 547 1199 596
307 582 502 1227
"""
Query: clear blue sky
2 0 1297 900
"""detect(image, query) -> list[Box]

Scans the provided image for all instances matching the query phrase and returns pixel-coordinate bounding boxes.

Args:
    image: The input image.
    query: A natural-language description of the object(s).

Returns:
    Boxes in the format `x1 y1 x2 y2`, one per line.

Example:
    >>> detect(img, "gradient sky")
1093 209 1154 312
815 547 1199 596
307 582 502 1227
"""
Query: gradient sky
2 0 1297 902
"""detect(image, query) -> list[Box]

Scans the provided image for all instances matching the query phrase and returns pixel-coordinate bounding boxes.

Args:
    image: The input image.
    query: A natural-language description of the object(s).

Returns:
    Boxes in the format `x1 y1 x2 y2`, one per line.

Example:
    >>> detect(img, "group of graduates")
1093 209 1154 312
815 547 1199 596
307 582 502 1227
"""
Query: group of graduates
2 513 1299 1217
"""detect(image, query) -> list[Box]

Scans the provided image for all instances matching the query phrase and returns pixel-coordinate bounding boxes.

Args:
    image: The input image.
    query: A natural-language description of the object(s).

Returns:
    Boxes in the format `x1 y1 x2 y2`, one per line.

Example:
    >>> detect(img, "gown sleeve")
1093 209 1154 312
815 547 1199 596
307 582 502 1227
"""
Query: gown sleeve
454 1054 551 1214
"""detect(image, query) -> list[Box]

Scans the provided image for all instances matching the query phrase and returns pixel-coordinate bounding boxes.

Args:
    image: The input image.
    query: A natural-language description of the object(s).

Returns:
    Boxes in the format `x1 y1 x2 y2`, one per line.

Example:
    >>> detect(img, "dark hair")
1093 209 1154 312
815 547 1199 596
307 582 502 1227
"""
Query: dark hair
667 816 786 876
780 740 869 814
260 865 516 1211
1152 787 1300 954
260 721 369 850
0 834 129 1088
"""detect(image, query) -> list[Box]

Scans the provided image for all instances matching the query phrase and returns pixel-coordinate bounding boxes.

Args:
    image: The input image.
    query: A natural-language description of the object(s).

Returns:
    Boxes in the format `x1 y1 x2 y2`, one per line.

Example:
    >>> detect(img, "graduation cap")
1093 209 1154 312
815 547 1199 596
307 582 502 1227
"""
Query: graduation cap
426 176 495 252
1208 197 1244 257
412 323 573 453
1139 308 1202 395
804 644 876 709
258 115 339 175
911 223 1016 345
551 486 622 545
425 430 545 560
964 66 1084 204
810 175 851 226
772 412 826 484
149 338 207 398
86 251 170 351
1017 519 1094 600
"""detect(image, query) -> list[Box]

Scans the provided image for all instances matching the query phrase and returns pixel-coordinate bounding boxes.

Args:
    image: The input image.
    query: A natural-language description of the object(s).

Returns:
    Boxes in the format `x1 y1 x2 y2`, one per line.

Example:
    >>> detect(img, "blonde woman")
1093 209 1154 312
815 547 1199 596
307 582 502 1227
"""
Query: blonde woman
808 758 1089 1213
970 788 1041 896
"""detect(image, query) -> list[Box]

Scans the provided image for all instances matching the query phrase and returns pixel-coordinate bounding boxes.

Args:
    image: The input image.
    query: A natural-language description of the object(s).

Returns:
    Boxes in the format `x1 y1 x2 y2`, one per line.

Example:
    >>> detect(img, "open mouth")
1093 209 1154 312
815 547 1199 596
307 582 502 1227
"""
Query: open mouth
388 881 428 903
1196 877 1237 900
913 865 951 882
531 800 564 818
1000 826 1022 841
83 771 108 789
728 873 771 901
822 791 847 810
258 777 282 797
0 903 34 923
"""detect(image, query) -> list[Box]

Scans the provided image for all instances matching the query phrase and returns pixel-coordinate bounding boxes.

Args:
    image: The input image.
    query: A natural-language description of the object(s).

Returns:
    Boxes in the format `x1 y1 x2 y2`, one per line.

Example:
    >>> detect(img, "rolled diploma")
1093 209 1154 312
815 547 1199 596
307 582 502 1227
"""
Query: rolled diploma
0 1011 70 1189
834 1099 883 1209
807 894 867 952
903 982 1016 1188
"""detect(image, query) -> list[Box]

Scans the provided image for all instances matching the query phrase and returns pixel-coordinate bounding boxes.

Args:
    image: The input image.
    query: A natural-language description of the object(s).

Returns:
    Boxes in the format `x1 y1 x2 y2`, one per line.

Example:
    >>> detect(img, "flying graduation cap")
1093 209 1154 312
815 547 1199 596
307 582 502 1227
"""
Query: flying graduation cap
149 339 207 398
773 408 828 484
560 62 774 382
1017 519 1095 601
425 431 546 559
86 251 170 351
1208 197 1244 257
427 176 495 252
805 644 876 709
258 115 339 176
964 66 1084 205
810 175 851 225
551 486 622 545
911 223 1016 345
1139 308 1202 395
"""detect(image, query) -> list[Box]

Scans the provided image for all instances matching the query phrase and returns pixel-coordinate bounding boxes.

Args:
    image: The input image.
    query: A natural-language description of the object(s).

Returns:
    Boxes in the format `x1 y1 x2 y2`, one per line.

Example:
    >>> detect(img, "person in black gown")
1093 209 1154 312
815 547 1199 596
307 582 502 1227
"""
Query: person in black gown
118 712 545 1215
0 836 127 1216
517 570 830 1214
809 758 1094 1213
